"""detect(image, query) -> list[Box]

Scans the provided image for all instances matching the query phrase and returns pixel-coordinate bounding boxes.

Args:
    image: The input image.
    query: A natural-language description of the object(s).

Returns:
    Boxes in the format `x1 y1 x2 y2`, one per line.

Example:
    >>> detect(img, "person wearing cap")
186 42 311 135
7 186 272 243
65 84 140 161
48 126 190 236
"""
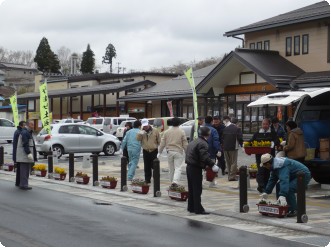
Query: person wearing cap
222 116 243 181
283 120 306 163
136 118 161 184
212 116 226 175
259 153 311 217
271 117 286 141
185 126 215 215
189 116 204 142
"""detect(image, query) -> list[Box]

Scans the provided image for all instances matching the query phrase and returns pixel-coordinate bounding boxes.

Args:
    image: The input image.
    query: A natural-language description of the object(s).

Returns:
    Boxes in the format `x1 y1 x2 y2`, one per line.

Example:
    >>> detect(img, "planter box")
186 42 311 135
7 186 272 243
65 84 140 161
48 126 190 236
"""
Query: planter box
35 170 47 177
76 176 90 184
168 190 188 201
244 147 271 155
249 170 257 178
3 163 14 171
53 173 67 180
257 204 289 218
132 185 149 194
100 180 117 189
206 167 217 182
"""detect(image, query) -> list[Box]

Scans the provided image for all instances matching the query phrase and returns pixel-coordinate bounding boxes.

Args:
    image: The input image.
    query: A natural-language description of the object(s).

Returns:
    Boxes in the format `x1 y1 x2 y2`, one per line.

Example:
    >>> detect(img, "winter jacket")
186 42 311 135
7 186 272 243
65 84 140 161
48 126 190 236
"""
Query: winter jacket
222 123 243 151
283 127 306 160
204 123 220 159
121 128 141 152
212 123 225 145
250 128 280 145
16 127 37 163
185 136 215 169
159 127 188 154
265 157 311 197
136 127 160 152
271 124 286 140
12 126 23 162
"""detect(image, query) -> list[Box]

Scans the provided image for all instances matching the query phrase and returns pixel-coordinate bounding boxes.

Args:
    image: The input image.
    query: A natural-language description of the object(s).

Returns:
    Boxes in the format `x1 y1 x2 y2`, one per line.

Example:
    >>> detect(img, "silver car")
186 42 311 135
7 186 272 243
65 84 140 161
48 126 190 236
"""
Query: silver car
115 120 135 140
179 120 194 140
36 123 121 158
0 118 16 143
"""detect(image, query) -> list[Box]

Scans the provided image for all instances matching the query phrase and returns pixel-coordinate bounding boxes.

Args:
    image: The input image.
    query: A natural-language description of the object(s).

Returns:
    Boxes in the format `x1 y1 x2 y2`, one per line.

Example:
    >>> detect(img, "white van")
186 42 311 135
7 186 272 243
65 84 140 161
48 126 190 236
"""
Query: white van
86 116 136 135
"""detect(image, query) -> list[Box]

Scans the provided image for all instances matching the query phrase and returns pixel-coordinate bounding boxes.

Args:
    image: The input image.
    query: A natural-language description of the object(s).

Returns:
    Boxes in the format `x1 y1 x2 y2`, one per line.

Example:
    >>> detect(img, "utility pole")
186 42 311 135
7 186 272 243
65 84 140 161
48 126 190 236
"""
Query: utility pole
116 62 121 74
122 67 126 74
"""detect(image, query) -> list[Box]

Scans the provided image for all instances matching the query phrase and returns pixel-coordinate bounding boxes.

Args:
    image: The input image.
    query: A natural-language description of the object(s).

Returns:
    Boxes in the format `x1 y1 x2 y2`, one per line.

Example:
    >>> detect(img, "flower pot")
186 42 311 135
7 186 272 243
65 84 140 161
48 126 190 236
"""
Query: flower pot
244 147 271 155
249 170 257 178
168 190 189 201
53 173 67 180
206 167 217 182
76 176 90 184
100 180 117 189
3 163 14 171
256 204 289 218
35 170 47 177
132 185 149 194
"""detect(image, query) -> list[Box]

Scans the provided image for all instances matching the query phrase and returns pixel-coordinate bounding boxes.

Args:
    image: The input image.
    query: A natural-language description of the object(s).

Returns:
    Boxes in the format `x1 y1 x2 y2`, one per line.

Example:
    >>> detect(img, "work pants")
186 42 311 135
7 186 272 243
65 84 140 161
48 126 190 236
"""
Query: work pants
19 163 32 188
127 147 141 180
186 165 204 213
143 149 158 183
224 150 238 180
167 150 184 184
15 163 20 186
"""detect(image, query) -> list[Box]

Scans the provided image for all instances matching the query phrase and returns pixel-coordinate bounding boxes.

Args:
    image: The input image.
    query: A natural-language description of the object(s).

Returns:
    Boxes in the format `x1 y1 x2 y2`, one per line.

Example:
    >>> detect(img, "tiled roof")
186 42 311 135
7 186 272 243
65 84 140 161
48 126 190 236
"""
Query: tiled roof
283 71 330 89
224 1 330 36
0 86 15 98
0 62 38 71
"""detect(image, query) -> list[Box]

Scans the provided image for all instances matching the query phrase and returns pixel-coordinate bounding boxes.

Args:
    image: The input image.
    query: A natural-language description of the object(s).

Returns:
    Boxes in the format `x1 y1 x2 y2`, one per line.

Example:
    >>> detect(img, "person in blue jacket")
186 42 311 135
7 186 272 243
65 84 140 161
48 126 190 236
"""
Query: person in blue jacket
121 120 142 181
260 153 311 217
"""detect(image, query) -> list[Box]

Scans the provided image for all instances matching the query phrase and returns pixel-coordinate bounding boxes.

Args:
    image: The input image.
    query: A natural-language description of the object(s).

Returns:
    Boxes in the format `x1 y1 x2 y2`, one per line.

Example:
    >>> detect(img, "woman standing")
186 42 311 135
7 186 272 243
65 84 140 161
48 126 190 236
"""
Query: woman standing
283 121 306 163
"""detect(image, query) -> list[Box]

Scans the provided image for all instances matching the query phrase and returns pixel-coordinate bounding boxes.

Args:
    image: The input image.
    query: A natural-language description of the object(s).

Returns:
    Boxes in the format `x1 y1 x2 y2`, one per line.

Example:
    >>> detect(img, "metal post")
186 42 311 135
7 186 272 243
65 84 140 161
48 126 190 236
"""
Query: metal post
153 158 161 197
297 171 308 223
47 151 53 178
121 156 127 191
69 153 75 182
0 146 3 166
239 166 249 213
92 154 98 186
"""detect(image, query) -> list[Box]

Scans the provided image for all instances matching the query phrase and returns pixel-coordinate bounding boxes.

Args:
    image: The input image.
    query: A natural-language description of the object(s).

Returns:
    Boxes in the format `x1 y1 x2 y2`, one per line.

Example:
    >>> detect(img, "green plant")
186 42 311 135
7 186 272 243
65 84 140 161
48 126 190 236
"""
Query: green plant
131 178 148 186
168 183 186 193
101 176 117 182
76 171 88 177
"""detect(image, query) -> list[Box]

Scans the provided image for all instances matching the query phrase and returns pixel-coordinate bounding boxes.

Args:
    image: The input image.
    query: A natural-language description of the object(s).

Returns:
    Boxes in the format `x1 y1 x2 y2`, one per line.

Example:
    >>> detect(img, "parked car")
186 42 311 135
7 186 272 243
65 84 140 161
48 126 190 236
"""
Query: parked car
86 116 136 135
179 120 195 140
36 123 121 158
153 117 189 135
57 118 84 124
0 118 16 143
115 120 135 140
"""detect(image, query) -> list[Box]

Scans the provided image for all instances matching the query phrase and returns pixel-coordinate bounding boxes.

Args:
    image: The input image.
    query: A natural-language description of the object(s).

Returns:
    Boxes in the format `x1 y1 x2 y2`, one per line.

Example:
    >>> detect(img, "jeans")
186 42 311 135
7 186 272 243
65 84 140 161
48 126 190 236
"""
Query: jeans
127 147 141 180
143 149 158 183
167 151 184 184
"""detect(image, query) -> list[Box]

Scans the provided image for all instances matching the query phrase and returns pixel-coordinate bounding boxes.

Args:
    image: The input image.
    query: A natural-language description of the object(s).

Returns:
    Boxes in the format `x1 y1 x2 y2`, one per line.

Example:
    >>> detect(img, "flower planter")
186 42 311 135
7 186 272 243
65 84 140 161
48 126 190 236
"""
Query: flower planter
3 163 14 171
257 204 289 218
249 170 257 178
76 176 90 184
168 190 189 201
53 173 67 180
206 167 217 182
100 180 117 189
35 170 47 177
244 147 271 155
132 185 149 194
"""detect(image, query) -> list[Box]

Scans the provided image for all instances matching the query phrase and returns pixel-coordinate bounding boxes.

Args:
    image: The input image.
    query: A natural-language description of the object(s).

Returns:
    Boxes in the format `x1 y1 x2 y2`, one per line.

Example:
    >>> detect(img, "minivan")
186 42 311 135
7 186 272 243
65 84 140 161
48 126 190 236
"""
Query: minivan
86 116 136 135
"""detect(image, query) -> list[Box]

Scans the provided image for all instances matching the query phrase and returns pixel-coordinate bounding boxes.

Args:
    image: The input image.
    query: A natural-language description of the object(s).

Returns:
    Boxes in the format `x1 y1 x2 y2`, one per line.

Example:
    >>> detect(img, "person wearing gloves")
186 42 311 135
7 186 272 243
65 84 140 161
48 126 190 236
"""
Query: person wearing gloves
283 121 306 163
158 117 188 185
12 120 26 187
15 120 37 190
121 120 142 181
259 153 311 217
136 118 160 184
185 126 216 215
222 116 243 181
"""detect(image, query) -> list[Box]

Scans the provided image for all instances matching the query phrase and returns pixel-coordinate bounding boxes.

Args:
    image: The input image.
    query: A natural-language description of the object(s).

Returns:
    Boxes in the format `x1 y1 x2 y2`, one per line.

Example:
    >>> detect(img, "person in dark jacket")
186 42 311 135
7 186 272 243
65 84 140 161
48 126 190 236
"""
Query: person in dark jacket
212 116 226 175
185 126 215 215
12 121 26 187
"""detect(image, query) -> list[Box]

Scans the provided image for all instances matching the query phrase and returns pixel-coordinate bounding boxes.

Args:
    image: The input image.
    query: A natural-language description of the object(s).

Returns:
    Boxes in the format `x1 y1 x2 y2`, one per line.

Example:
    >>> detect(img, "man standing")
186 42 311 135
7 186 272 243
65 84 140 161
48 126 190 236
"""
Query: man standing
212 116 226 175
222 116 243 181
185 126 215 215
16 120 37 190
136 118 160 184
158 117 188 185
12 121 26 187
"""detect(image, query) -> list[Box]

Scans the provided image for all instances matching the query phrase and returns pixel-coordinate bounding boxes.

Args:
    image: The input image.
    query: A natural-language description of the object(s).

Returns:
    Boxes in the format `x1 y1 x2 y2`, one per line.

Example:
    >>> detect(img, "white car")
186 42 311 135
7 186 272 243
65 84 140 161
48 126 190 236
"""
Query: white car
115 120 135 140
0 118 16 143
179 120 194 140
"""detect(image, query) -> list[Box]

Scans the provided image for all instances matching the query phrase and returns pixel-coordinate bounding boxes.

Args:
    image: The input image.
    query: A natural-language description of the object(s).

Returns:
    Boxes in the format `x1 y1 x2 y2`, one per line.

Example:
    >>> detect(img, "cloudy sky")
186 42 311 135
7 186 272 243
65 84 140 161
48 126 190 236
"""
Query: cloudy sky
0 0 320 72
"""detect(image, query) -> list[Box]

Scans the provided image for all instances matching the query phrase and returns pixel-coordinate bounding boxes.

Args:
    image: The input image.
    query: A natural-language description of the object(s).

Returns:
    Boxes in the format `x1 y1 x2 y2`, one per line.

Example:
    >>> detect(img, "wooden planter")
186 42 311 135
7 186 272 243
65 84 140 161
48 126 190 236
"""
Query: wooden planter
53 173 67 180
76 176 90 184
244 147 271 155
100 180 118 189
168 190 189 201
35 170 47 177
206 167 217 182
257 204 289 218
132 185 149 194
3 163 14 171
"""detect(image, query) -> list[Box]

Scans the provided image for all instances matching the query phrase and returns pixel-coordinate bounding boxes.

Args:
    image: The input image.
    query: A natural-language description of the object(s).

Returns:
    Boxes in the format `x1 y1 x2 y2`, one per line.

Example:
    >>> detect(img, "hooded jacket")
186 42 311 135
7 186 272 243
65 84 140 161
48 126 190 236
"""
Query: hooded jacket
283 127 306 160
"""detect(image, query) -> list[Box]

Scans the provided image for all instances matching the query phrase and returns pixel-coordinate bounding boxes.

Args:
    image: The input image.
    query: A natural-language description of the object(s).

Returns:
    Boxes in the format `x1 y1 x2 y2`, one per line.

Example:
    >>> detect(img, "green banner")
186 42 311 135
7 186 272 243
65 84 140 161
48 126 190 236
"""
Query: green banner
185 67 199 140
10 93 19 127
39 80 51 134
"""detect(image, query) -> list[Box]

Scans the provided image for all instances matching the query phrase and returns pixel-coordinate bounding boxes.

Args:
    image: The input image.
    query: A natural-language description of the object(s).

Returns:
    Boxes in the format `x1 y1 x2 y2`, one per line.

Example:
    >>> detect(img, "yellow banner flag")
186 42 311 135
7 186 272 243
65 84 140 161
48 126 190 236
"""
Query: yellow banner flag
10 93 19 127
39 80 51 134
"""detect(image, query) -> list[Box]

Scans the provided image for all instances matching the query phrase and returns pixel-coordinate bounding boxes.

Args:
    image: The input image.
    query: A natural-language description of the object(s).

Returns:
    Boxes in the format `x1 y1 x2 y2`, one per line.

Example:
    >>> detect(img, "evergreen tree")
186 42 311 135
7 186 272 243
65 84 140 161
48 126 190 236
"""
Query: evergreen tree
80 44 95 74
102 43 117 73
34 37 60 73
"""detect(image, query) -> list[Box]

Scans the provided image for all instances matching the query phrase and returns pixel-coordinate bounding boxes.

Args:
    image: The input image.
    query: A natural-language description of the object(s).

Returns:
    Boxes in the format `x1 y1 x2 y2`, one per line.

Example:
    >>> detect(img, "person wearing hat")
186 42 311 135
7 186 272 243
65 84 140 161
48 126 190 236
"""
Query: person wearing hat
136 118 161 184
259 153 311 217
189 116 204 142
185 126 216 215
283 120 306 163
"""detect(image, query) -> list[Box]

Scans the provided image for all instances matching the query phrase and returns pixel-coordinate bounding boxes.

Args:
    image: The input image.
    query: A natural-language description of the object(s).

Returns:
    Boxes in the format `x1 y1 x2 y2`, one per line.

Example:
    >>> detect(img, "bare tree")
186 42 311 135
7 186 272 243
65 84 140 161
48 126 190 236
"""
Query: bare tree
57 46 72 75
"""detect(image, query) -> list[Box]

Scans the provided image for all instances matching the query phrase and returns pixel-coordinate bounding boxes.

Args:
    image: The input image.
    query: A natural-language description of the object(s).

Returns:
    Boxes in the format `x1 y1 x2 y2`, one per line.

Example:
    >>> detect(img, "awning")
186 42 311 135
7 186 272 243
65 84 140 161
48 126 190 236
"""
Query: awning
247 88 330 107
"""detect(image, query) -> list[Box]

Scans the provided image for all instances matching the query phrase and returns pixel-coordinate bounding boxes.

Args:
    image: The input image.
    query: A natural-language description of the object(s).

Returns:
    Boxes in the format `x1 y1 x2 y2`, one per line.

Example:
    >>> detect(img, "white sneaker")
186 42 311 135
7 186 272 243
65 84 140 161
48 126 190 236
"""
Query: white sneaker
209 181 217 188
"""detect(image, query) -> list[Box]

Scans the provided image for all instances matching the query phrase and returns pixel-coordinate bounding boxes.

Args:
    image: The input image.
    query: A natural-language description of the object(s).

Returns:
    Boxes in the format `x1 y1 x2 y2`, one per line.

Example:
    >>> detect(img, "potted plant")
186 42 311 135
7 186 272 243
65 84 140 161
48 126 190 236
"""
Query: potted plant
3 162 14 172
256 200 289 218
248 163 258 178
53 167 67 180
32 164 47 177
243 141 272 155
167 183 188 201
75 171 90 184
131 178 149 194
100 176 118 189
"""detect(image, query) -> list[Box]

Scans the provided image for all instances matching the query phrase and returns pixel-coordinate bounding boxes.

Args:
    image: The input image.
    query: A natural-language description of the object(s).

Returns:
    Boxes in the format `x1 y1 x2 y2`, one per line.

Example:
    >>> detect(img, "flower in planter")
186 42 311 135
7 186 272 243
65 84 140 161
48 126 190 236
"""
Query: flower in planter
54 166 66 174
249 163 258 171
33 164 47 171
101 176 117 182
75 171 89 177
131 178 149 186
168 183 186 192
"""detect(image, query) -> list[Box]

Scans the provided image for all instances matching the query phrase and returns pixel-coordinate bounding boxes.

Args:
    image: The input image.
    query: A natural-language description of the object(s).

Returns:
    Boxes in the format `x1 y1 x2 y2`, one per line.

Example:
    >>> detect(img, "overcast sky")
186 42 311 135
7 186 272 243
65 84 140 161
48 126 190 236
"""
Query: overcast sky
0 0 321 72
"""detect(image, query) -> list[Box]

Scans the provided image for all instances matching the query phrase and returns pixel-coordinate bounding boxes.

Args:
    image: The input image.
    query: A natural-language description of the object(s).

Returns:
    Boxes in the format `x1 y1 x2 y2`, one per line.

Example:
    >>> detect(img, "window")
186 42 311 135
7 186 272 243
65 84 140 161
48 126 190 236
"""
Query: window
286 37 292 56
249 43 255 49
302 34 309 54
264 40 270 50
0 119 14 127
294 35 300 55
257 42 262 50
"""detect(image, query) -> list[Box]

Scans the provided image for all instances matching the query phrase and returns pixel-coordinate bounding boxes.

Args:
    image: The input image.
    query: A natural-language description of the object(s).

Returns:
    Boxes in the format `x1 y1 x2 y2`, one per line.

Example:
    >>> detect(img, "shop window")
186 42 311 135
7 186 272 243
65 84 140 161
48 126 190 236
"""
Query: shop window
294 35 300 55
264 40 270 50
257 42 262 50
249 43 255 49
286 37 292 56
302 34 309 54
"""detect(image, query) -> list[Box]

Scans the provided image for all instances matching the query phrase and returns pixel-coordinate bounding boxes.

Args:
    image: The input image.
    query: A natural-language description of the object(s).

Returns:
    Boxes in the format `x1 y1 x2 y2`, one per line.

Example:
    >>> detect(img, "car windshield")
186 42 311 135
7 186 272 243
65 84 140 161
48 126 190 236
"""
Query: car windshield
39 126 54 135
119 121 128 127
86 118 103 124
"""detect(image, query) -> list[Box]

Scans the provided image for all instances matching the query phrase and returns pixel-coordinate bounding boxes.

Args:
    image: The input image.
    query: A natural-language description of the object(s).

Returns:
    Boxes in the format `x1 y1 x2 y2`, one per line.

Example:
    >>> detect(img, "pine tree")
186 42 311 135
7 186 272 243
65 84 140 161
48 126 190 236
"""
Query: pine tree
34 37 60 73
80 44 95 74
102 43 117 73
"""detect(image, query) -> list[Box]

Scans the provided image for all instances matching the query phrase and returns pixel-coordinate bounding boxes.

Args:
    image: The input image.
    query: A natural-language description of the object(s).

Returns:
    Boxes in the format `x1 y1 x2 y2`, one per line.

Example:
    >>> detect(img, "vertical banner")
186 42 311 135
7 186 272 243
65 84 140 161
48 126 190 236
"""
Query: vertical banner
277 106 282 121
39 80 51 134
10 93 19 127
166 101 174 117
184 67 199 140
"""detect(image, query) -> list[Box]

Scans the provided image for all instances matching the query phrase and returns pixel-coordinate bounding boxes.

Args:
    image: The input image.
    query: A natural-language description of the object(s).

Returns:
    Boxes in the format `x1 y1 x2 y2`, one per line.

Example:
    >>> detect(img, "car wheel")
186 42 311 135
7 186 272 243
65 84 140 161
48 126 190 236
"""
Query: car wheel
103 142 116 156
52 145 64 158
7 140 12 144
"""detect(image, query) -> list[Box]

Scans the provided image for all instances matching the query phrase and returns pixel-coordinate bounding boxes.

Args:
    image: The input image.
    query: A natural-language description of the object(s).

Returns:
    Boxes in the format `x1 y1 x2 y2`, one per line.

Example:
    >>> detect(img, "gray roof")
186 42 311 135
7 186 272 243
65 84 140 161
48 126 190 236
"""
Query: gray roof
118 64 217 101
224 1 329 36
0 62 38 71
283 71 330 89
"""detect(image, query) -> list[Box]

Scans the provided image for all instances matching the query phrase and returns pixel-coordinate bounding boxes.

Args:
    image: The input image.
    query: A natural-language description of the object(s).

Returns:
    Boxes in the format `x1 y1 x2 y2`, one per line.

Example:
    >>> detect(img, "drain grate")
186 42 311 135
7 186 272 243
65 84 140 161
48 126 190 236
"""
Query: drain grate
94 201 112 205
